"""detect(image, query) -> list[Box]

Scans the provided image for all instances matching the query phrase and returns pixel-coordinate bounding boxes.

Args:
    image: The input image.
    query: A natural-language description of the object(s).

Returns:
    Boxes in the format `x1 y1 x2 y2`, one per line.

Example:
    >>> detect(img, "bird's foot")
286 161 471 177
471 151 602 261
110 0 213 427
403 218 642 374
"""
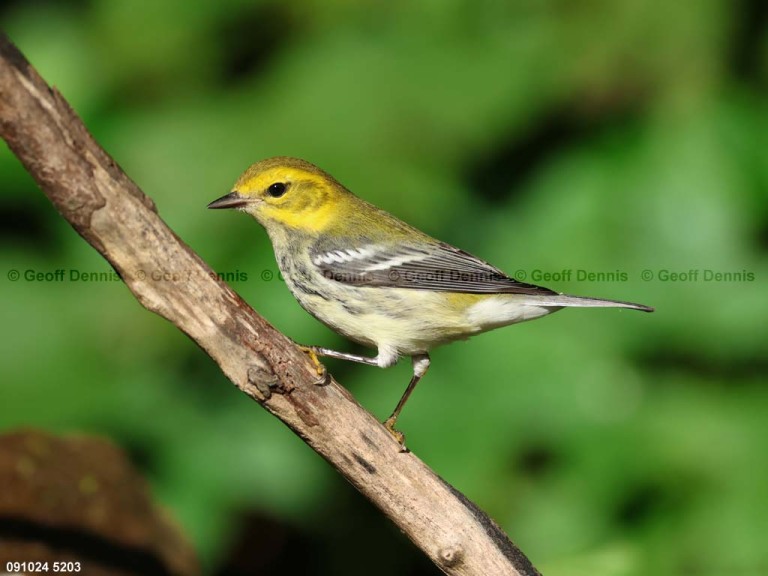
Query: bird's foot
298 345 329 385
383 416 408 452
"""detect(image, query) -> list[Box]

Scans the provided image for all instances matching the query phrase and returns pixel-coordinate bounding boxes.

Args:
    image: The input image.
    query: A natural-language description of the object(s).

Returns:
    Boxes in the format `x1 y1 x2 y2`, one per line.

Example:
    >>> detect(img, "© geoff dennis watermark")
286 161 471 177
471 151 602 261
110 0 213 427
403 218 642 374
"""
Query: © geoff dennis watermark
5 268 251 283
513 268 755 283
636 268 755 282
4 267 756 284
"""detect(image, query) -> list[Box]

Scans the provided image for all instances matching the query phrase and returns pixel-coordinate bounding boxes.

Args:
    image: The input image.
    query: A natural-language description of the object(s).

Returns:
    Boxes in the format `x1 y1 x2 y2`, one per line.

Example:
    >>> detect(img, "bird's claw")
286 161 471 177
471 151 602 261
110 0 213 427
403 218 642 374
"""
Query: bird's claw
384 417 408 452
298 345 329 385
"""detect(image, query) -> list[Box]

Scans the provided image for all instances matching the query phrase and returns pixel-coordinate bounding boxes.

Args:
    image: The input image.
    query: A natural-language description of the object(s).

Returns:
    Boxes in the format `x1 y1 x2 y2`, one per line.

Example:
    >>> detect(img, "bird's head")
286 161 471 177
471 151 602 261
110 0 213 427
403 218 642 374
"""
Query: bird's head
208 157 349 234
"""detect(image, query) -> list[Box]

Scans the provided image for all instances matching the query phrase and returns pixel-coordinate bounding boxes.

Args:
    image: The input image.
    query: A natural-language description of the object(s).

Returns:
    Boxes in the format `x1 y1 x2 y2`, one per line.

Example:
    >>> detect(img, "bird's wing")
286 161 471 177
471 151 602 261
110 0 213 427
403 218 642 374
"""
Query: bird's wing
309 241 557 295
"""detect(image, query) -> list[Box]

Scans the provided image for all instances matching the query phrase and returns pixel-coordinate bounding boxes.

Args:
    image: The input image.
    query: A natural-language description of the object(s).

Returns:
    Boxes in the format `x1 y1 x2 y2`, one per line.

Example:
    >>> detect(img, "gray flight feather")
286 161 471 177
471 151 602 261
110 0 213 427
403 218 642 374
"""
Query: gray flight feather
310 241 559 296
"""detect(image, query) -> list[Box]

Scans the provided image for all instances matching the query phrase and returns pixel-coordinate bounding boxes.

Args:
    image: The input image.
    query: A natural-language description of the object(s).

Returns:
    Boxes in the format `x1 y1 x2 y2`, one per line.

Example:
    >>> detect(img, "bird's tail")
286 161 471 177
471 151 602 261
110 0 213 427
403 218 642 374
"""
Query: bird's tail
530 294 654 313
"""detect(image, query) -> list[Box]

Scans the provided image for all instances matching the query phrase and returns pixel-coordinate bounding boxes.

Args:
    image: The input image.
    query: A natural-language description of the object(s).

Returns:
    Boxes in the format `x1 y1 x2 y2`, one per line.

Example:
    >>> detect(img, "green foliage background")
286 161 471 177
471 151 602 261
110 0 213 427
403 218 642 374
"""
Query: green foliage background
1 1 766 574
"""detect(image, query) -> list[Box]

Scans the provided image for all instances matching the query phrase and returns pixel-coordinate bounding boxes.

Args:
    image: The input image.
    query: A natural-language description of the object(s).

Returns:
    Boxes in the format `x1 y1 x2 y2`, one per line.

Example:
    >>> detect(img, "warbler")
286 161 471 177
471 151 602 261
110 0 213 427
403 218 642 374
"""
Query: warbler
209 157 653 443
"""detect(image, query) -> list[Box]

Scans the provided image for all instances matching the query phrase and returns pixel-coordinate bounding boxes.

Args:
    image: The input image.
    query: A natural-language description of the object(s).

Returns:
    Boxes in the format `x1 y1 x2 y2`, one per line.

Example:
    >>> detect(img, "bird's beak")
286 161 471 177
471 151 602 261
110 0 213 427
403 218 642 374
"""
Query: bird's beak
207 191 250 210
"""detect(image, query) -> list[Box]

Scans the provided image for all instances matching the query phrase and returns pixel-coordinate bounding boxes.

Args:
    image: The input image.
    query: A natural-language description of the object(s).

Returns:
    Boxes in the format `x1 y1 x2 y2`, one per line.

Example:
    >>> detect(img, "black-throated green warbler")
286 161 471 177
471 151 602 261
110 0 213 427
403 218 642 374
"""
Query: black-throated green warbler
209 157 653 443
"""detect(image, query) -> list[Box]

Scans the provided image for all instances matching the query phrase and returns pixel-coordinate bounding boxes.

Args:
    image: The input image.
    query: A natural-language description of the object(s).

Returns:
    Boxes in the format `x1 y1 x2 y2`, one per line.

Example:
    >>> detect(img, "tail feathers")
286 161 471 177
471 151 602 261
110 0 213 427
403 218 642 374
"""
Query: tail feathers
532 294 654 313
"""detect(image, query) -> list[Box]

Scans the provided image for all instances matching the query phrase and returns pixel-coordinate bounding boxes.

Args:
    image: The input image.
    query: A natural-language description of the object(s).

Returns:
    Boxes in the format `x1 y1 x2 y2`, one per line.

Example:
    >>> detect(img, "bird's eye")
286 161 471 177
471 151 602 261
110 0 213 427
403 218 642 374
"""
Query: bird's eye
267 182 287 198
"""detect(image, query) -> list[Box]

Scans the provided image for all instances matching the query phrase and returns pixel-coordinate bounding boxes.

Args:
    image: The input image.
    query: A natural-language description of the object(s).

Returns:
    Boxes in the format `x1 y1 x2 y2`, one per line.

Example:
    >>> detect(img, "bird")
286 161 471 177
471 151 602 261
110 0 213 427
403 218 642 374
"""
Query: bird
208 156 653 444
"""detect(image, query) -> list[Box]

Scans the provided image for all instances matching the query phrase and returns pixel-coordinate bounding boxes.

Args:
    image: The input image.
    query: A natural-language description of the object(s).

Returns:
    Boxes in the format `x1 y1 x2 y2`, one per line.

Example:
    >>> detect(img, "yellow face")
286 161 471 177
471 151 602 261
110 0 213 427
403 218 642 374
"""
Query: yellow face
210 157 347 233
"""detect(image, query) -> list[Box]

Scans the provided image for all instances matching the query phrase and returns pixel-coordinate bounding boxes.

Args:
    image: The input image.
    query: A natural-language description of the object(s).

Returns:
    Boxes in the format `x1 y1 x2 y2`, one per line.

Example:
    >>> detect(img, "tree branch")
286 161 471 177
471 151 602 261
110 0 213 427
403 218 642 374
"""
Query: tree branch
0 33 540 576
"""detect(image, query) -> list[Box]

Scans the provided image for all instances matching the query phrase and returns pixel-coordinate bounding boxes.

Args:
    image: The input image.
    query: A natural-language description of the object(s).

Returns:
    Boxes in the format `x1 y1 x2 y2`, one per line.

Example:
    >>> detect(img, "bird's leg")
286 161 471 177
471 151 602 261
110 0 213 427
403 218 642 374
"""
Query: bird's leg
384 353 430 448
310 347 382 366
301 345 426 450
298 345 382 385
